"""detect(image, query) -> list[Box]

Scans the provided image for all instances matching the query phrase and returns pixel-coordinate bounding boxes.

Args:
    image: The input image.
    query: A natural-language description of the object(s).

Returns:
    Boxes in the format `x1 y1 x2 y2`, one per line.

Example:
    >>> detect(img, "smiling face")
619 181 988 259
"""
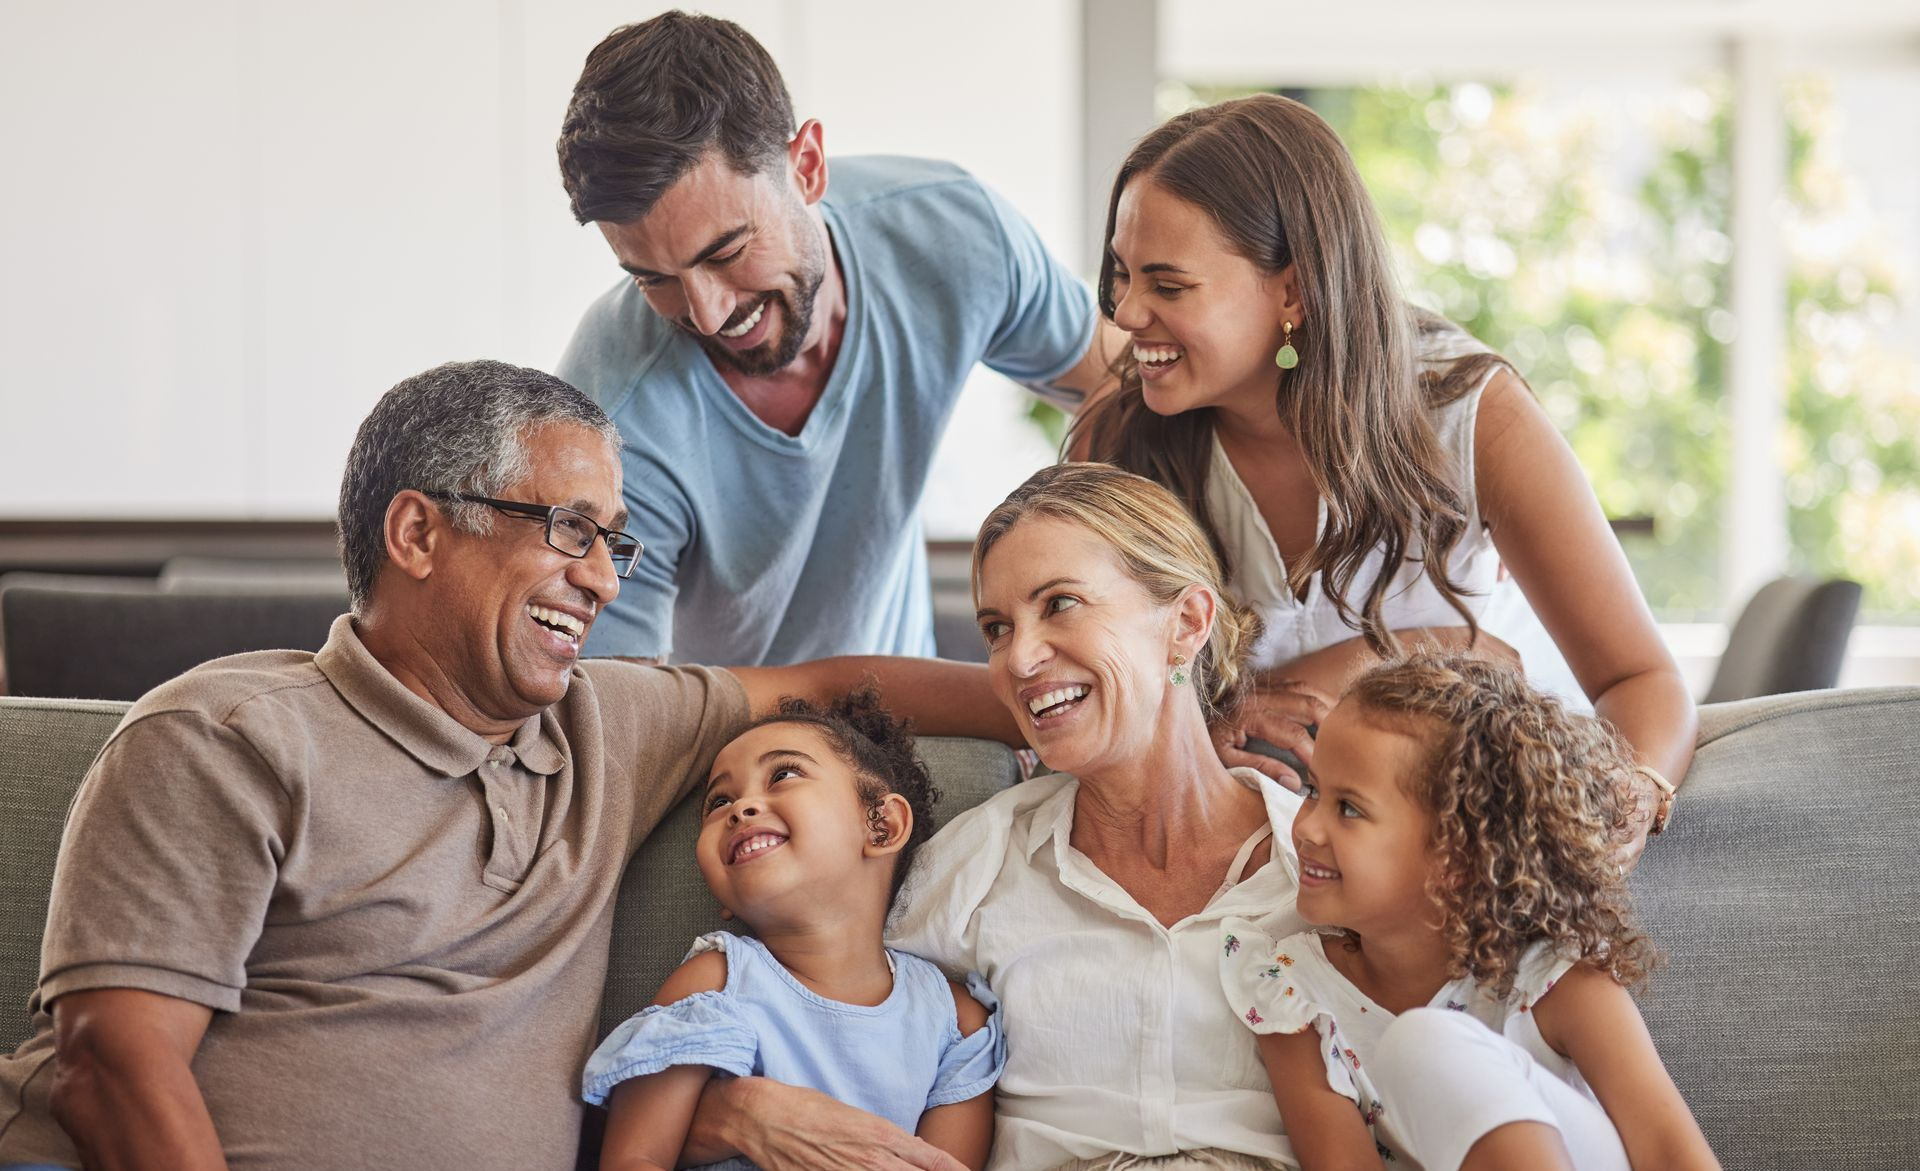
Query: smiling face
696 722 894 928
597 149 828 378
423 422 625 719
974 515 1199 778
1291 699 1445 938
1108 176 1296 420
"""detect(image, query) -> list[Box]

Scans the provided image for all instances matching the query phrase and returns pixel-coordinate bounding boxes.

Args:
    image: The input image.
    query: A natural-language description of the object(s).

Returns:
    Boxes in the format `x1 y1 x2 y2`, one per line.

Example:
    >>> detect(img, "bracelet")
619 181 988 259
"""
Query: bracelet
1635 764 1677 835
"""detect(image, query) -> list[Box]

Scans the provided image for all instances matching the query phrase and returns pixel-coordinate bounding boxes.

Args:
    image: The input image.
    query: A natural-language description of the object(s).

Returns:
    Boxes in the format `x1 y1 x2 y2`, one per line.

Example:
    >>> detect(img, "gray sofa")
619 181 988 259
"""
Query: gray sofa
3 688 1917 1168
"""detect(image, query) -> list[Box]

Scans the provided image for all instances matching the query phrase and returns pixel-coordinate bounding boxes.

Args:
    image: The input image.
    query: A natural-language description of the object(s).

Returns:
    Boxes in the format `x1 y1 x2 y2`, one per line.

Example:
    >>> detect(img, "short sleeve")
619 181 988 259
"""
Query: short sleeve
1508 941 1579 1017
38 711 290 1014
575 662 751 844
976 180 1097 392
1218 921 1325 1038
1218 922 1363 1103
926 972 1006 1108
581 458 694 660
581 991 758 1106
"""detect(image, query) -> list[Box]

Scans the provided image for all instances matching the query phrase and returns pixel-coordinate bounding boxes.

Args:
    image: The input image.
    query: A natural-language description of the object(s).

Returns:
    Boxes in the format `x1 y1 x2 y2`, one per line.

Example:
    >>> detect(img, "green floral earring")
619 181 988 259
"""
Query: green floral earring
1169 654 1190 686
1275 320 1299 370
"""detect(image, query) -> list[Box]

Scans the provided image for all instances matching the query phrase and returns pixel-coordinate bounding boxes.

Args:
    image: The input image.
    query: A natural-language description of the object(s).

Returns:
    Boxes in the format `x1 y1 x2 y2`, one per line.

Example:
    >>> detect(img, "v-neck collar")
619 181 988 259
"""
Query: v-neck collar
688 202 863 455
1210 432 1325 609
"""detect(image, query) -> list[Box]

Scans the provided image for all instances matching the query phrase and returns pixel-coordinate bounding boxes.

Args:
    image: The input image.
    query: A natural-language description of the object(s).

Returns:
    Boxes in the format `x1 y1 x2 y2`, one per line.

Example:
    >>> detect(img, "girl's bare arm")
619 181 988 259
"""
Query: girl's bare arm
1257 1029 1386 1171
1532 965 1720 1171
598 952 728 1171
913 983 997 1170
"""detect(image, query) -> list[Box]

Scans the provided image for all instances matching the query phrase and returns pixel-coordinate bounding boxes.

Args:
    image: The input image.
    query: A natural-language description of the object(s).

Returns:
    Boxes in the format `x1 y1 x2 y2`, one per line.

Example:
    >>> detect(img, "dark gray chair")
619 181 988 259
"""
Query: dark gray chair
0 579 346 701
1704 575 1863 703
158 556 348 594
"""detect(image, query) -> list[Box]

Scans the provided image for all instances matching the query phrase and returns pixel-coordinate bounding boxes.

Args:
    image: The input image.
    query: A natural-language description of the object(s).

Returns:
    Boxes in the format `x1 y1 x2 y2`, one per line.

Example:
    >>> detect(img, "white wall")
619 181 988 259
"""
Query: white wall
0 0 1080 535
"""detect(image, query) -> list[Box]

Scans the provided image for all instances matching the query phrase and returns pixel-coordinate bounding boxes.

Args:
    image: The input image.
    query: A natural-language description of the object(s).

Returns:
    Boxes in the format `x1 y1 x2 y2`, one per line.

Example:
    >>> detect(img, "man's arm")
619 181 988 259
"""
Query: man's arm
1027 317 1127 410
49 988 226 1171
681 1077 966 1171
730 658 1021 745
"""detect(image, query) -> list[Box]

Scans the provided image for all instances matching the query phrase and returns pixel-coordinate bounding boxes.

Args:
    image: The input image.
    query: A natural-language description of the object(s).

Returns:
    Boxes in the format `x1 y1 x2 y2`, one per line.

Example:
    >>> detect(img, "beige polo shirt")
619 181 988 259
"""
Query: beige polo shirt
0 615 748 1170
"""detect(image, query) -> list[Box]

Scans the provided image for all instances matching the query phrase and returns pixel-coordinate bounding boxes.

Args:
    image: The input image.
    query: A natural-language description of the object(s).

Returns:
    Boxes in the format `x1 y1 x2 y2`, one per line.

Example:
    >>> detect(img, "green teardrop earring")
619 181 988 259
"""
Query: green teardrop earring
1275 320 1299 370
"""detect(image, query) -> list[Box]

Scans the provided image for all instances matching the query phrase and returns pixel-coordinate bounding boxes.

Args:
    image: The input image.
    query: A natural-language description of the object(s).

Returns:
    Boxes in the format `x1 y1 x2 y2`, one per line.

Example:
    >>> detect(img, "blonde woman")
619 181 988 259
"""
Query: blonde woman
888 462 1308 1171
1072 95 1692 846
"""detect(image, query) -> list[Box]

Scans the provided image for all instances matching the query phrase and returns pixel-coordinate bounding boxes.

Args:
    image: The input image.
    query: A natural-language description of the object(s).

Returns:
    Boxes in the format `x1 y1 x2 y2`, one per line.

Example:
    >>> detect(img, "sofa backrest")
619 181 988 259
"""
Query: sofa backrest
0 697 128 1046
0 582 346 702
3 688 1917 1167
1626 686 1920 1167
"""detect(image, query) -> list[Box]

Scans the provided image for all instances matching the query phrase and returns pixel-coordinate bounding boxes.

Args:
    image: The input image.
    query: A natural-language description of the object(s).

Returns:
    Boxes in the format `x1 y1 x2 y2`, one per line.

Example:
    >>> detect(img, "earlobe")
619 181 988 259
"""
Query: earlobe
789 119 829 205
863 793 913 857
383 491 440 585
1174 585 1217 663
1273 262 1304 324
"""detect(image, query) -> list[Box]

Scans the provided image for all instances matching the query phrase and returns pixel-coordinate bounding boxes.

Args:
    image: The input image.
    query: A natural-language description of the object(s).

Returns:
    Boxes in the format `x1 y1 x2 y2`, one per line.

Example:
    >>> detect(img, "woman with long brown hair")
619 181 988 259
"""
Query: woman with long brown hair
1072 94 1694 845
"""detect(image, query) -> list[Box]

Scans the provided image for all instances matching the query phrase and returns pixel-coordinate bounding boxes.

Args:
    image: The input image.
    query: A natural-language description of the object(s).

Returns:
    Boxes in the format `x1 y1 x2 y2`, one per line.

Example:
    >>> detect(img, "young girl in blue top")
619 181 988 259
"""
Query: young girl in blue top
1221 655 1717 1171
583 689 1003 1171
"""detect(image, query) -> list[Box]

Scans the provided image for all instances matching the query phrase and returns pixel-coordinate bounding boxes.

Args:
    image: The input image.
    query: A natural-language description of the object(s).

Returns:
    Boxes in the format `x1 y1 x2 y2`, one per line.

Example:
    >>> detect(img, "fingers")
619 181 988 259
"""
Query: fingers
1250 680 1333 726
1238 716 1316 768
1215 740 1303 791
895 1139 969 1171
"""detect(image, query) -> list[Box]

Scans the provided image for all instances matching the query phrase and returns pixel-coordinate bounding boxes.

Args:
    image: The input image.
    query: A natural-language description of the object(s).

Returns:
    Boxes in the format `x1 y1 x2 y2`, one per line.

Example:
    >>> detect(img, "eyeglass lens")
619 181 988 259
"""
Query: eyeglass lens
548 507 640 574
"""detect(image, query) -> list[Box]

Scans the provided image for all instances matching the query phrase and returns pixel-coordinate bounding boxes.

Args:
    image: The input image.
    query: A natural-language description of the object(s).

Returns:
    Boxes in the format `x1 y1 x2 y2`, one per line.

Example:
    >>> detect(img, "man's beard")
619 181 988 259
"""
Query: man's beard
690 223 829 378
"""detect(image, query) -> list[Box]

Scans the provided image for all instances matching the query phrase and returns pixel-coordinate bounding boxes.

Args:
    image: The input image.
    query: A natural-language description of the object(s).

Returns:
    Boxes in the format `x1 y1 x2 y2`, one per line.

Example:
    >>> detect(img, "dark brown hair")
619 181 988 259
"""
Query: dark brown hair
747 686 940 906
1070 94 1515 657
1351 653 1657 995
558 11 796 224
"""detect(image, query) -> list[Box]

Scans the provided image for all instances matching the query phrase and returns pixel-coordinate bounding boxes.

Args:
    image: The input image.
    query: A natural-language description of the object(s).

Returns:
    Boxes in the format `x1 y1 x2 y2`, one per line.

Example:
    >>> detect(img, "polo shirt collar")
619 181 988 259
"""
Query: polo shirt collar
314 615 564 778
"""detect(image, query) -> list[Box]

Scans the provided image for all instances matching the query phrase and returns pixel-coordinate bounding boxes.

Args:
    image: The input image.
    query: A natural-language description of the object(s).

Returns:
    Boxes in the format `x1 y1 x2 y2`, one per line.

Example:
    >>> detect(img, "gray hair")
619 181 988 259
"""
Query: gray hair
337 359 621 612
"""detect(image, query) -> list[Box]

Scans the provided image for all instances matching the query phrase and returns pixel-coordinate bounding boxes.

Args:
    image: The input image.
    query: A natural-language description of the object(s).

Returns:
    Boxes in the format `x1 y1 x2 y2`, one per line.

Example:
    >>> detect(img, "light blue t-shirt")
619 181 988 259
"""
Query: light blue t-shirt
557 156 1097 665
582 932 1005 1171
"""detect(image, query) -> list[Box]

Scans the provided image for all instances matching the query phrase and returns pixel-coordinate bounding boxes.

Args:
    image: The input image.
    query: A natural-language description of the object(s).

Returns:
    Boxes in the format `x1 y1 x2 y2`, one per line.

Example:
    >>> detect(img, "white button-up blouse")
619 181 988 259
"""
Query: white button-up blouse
887 768 1309 1171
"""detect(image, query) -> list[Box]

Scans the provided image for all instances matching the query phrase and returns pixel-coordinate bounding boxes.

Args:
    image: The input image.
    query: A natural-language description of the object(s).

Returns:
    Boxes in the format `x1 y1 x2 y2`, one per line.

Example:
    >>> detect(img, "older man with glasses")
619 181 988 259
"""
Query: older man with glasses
0 359 1012 1171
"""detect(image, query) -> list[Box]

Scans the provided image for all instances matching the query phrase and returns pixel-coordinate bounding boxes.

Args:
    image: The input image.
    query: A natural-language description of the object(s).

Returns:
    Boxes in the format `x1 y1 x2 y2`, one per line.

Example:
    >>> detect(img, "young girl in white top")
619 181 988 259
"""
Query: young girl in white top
583 689 1003 1171
1220 655 1717 1171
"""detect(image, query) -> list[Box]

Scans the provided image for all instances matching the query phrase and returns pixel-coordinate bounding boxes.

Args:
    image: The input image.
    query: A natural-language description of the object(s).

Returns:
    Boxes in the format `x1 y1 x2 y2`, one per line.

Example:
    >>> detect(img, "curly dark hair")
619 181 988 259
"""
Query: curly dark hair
1349 653 1659 996
746 685 941 907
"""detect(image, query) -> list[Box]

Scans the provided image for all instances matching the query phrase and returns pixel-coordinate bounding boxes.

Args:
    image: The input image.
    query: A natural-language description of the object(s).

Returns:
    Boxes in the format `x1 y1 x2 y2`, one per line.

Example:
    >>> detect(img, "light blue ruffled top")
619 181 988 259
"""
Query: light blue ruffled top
583 932 1005 1170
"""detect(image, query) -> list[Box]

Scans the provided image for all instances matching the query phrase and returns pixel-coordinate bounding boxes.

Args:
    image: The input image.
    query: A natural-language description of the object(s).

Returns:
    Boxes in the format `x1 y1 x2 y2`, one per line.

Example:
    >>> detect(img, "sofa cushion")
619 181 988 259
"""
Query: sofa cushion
0 698 129 1051
1630 686 1920 1168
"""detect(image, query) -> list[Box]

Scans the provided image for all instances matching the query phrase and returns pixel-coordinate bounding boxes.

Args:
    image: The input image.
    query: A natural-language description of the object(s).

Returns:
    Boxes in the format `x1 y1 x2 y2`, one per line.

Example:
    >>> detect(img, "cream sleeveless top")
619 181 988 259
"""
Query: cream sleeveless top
1204 331 1588 708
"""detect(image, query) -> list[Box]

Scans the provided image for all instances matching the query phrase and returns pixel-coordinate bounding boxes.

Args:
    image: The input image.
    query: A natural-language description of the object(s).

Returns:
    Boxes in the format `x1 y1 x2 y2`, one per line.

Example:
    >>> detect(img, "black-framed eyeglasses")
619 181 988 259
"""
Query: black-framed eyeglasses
422 491 643 578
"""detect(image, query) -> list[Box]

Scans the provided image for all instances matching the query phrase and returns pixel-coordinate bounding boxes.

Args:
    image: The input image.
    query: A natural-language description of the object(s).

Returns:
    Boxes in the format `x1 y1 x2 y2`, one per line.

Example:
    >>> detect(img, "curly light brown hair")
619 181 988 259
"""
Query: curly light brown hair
1349 653 1658 996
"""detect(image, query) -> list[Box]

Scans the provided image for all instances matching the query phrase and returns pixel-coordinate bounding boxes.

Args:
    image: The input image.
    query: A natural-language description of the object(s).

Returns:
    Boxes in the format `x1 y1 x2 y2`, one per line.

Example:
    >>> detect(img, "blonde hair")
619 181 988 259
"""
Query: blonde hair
1071 94 1520 656
1349 653 1657 995
972 462 1263 724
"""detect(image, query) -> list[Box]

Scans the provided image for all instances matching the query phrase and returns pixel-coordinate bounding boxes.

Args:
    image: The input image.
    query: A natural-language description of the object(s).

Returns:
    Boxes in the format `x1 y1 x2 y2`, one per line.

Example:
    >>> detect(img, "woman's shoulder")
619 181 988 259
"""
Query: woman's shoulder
886 773 1079 964
921 771 1078 859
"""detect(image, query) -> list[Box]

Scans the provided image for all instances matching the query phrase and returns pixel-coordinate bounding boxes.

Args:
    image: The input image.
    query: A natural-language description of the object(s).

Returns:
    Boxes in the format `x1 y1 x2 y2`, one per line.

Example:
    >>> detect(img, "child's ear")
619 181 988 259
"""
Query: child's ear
863 793 913 858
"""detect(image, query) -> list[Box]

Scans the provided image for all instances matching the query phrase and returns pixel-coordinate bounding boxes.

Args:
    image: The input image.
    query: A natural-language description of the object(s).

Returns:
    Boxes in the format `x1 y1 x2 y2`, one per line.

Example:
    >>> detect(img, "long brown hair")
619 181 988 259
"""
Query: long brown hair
1069 94 1513 657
